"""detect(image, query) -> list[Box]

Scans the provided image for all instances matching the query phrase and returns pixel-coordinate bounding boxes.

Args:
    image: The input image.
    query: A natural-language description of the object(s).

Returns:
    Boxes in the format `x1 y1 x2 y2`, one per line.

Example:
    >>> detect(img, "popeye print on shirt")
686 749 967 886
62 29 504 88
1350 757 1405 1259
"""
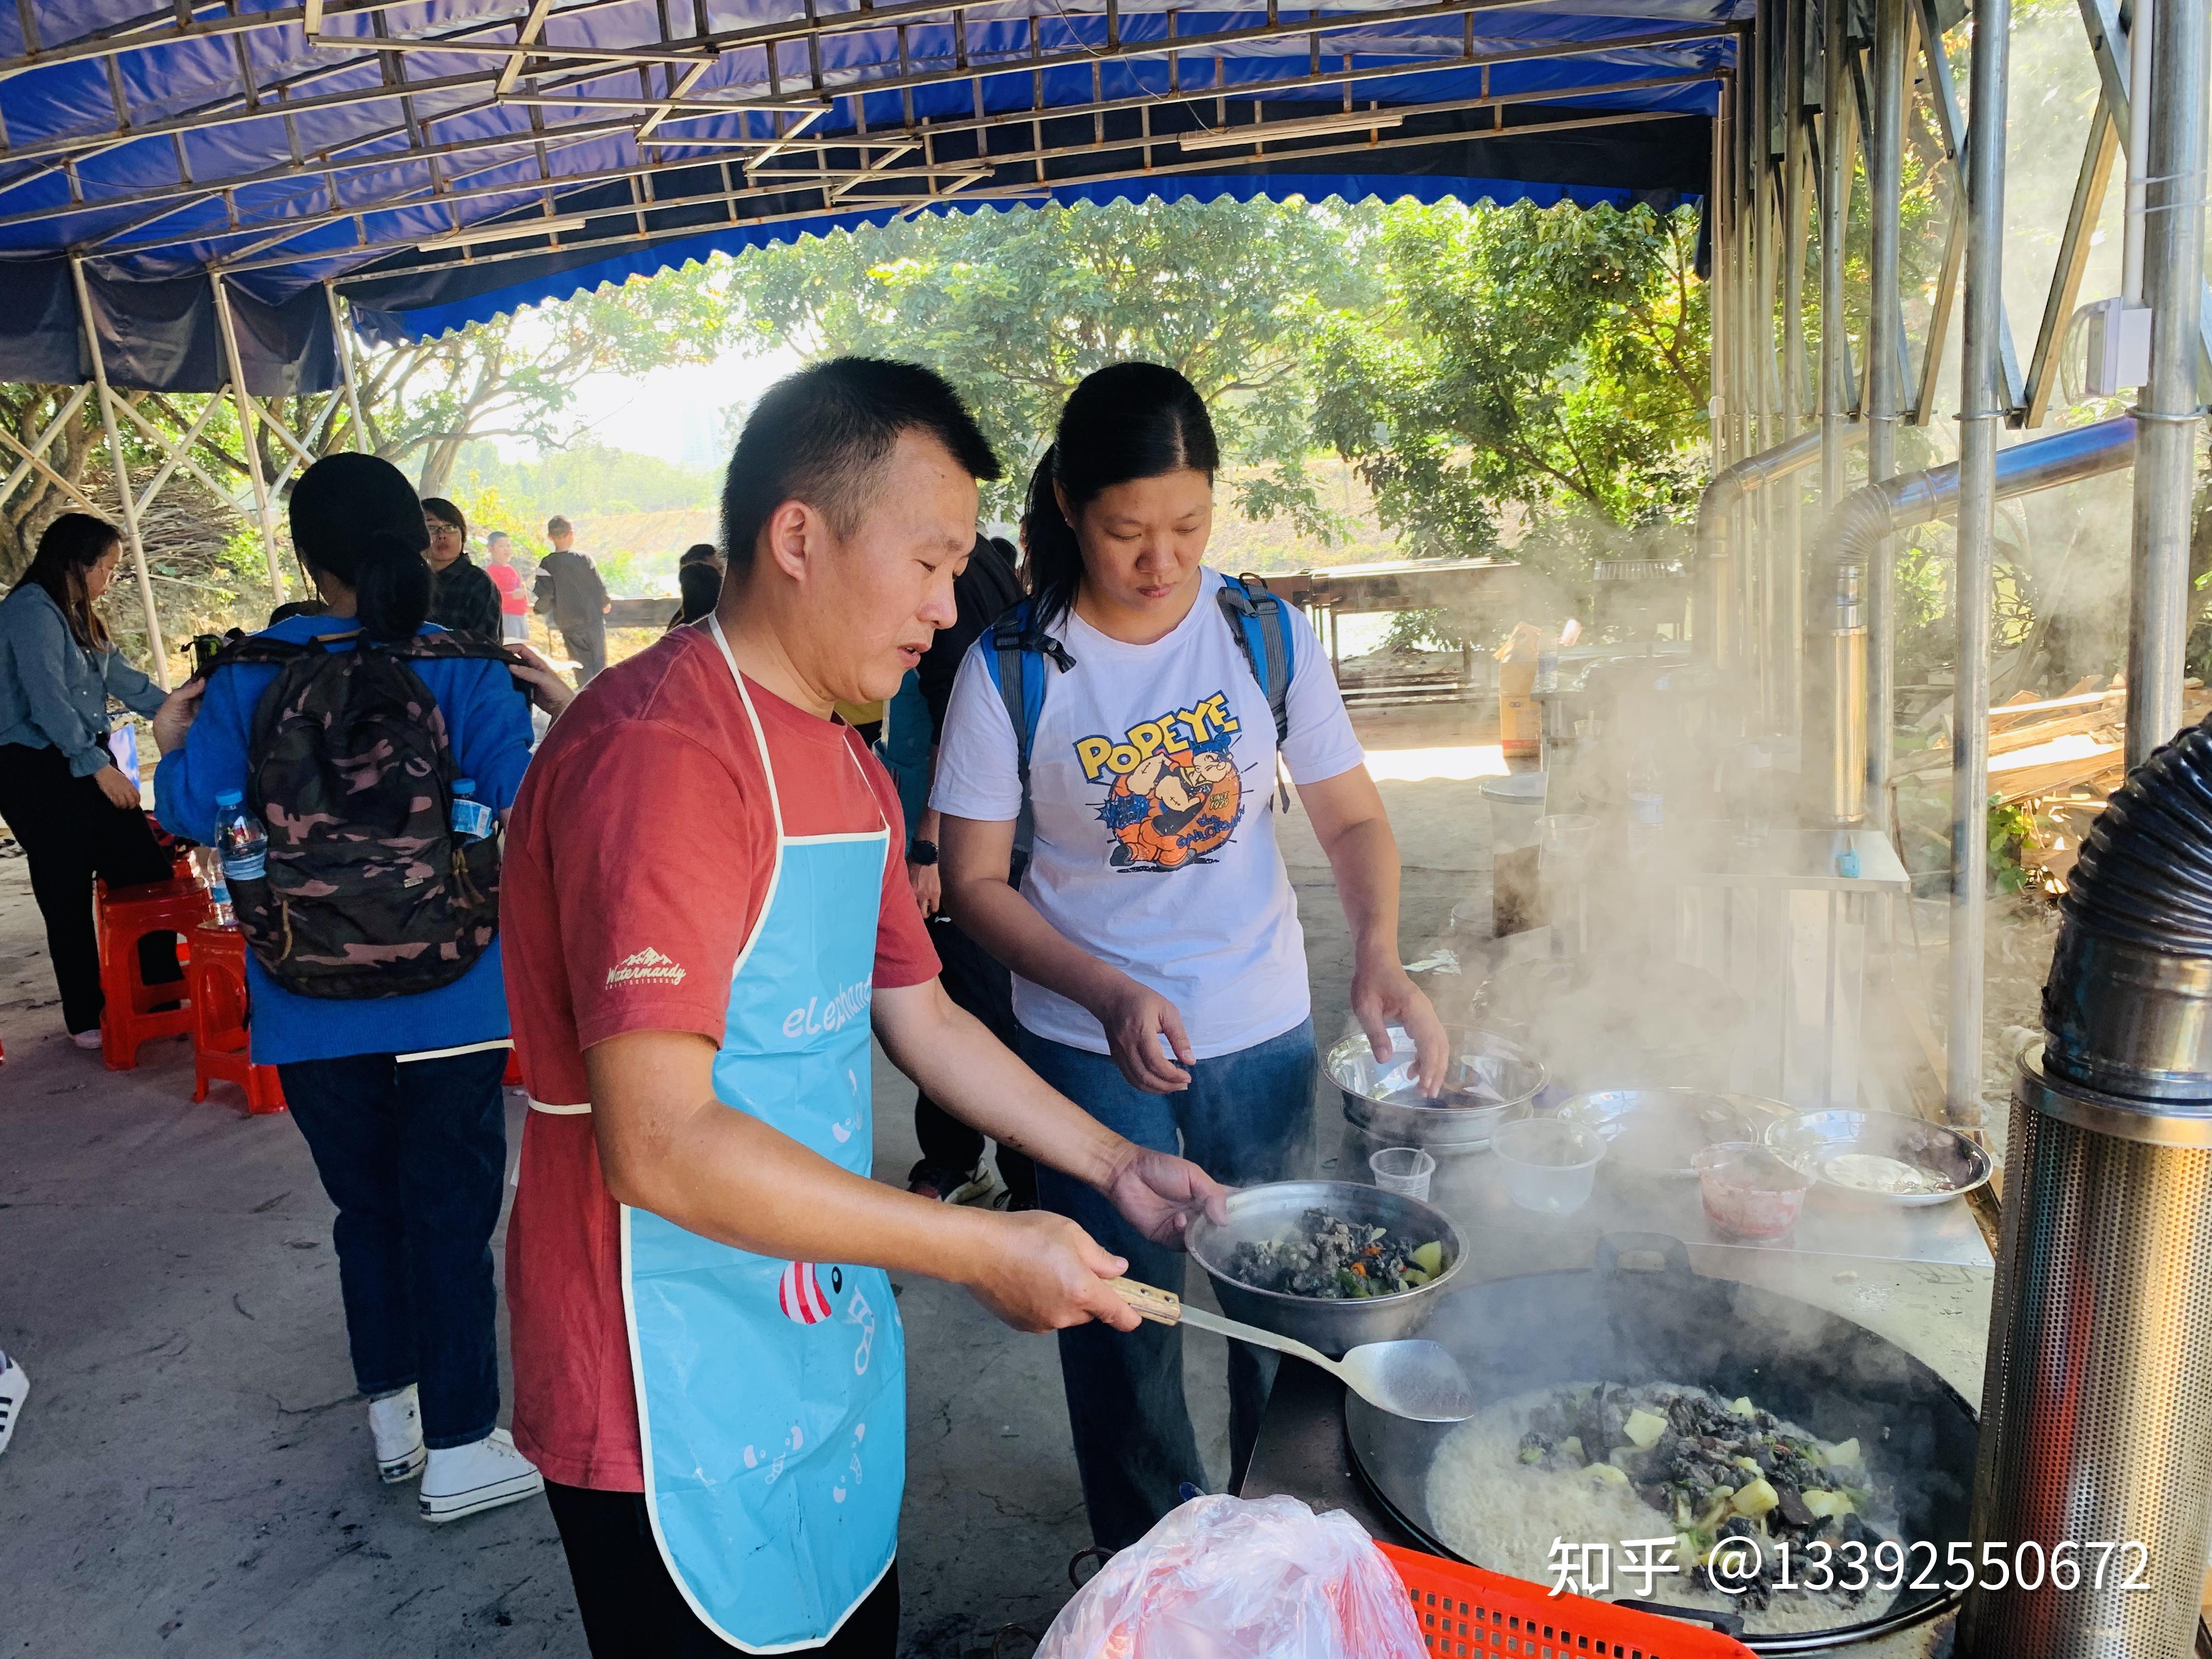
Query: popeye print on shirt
1078 687 1251 871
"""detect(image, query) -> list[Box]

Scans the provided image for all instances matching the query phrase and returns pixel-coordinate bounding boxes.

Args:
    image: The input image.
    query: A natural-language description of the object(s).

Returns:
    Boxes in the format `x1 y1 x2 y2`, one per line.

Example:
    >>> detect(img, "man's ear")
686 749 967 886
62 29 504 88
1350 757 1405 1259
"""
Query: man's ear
757 499 817 583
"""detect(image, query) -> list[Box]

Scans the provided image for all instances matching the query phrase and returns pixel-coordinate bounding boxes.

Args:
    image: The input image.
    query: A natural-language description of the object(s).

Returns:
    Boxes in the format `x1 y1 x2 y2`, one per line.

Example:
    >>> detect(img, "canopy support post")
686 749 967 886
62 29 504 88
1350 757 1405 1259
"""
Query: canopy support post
2124 0 2209 768
69 256 169 691
1950 0 2011 1131
1819 0 1854 515
211 270 286 607
1865 0 1906 804
324 279 368 453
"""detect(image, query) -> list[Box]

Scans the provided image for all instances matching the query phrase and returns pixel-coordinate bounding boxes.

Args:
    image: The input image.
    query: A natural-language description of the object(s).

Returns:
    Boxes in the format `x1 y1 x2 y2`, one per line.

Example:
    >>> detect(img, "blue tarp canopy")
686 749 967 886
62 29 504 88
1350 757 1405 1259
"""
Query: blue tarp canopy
0 0 1747 386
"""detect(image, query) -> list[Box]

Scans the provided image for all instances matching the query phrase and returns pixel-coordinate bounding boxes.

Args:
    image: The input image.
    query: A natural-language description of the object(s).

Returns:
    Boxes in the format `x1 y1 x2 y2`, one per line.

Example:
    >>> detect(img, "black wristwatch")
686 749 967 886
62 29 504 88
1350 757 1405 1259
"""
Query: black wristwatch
909 839 939 866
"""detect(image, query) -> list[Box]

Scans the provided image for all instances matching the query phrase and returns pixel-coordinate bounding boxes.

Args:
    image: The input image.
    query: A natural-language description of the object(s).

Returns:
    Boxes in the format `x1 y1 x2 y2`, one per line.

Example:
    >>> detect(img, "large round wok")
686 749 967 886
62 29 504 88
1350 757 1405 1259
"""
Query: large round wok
1345 1234 1977 1653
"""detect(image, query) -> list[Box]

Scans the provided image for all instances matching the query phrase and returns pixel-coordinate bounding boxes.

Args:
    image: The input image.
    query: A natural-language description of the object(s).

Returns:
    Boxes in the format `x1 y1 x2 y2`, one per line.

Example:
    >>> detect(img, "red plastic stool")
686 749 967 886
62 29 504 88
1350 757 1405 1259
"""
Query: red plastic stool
94 876 207 1070
185 923 286 1114
503 1045 524 1087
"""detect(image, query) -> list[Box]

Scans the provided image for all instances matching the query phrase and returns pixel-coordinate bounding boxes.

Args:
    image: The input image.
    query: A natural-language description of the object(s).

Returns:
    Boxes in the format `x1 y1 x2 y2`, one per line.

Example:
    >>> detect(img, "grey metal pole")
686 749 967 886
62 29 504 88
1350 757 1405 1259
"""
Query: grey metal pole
1711 103 1731 470
1820 0 1853 513
1779 0 1810 740
1753 0 1779 717
324 278 369 454
211 270 287 607
2124 0 2209 769
1866 0 1906 802
1950 0 2009 1131
69 257 170 691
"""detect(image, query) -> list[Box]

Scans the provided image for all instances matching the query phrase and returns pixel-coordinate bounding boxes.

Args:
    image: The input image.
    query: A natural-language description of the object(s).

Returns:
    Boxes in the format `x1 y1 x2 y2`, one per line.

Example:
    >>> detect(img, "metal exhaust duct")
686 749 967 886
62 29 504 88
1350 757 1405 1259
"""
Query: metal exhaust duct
1691 425 1855 672
1807 416 2137 826
1960 714 2212 1659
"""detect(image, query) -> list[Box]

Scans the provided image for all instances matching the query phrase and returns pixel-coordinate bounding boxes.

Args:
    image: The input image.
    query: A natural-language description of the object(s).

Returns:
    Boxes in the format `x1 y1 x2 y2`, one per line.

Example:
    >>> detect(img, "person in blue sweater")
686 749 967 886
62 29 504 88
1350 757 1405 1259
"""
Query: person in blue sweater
152 453 554 1525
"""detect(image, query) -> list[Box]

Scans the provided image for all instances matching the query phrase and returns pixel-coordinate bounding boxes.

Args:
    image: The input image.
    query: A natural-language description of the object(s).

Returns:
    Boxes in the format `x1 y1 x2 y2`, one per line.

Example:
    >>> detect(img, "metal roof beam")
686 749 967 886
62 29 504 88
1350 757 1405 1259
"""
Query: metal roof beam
331 100 1687 294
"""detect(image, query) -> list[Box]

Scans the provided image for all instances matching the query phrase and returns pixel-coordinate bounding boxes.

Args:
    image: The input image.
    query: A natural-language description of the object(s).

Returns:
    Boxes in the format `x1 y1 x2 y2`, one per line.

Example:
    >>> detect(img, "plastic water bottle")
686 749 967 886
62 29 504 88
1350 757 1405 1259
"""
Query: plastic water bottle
195 844 235 929
449 779 495 843
213 789 268 884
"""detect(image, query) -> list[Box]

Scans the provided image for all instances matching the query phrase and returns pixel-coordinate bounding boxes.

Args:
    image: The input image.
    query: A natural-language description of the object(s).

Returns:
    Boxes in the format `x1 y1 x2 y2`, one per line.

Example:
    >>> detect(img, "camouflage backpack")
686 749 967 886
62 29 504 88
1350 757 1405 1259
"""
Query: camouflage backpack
208 627 515 1000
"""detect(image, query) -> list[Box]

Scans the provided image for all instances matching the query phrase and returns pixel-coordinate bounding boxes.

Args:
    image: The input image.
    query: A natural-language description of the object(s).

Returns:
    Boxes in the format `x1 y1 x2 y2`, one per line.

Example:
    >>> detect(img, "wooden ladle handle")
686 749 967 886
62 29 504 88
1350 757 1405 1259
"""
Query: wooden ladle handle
1113 1278 1184 1325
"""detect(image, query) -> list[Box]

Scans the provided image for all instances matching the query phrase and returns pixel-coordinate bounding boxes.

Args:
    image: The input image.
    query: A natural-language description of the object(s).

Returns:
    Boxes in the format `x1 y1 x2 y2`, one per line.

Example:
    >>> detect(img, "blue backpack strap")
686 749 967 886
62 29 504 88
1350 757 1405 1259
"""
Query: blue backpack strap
981 599 1074 876
1215 573 1295 745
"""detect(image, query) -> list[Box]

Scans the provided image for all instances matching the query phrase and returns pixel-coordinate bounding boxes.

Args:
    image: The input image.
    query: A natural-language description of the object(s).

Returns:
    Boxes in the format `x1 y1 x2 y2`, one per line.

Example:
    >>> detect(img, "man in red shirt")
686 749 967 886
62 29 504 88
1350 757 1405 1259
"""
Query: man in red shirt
483 531 530 642
501 358 1225 1658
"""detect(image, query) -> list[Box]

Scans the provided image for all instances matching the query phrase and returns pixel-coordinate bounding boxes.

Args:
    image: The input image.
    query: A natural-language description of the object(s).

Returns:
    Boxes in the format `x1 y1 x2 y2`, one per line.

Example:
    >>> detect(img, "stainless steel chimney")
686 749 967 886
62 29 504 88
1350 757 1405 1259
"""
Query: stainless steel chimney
1960 715 2212 1659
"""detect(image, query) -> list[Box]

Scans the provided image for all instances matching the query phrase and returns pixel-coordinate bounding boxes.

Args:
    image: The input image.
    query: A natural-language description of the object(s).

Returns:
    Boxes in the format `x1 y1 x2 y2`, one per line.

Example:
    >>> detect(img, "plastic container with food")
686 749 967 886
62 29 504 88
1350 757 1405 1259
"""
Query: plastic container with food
1694 1141 1813 1240
1490 1117 1604 1215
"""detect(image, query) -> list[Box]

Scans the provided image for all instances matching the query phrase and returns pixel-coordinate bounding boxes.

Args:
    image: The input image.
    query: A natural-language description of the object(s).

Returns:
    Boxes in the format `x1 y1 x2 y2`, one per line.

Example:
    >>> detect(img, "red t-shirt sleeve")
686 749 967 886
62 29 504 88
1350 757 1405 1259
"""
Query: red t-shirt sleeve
854 730 940 990
550 720 766 1050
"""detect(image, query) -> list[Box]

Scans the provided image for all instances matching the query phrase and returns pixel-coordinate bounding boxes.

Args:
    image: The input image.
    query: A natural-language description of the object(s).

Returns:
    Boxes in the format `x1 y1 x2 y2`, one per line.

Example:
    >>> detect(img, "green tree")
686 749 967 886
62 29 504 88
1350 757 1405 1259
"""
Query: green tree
1310 199 1712 591
721 198 1376 529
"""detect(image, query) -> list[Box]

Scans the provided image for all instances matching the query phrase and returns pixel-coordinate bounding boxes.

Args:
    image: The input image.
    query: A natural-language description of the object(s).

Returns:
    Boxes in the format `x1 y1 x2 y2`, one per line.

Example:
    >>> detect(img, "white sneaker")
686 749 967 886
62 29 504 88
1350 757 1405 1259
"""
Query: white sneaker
70 1029 101 1051
419 1429 543 1523
369 1385 425 1483
0 1355 26 1457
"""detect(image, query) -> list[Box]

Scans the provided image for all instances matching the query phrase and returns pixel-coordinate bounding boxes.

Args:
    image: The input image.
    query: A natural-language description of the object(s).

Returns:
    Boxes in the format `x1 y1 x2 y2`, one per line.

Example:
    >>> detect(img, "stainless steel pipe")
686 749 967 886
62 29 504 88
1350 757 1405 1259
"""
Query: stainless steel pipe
2123 0 2210 769
1807 416 2139 827
1692 425 1861 671
1866 0 1908 802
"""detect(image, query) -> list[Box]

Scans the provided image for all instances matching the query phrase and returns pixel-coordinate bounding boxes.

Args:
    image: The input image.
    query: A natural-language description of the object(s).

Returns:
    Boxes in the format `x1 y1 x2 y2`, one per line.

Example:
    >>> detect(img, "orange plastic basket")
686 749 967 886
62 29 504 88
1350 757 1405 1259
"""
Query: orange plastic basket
1379 1542 1759 1659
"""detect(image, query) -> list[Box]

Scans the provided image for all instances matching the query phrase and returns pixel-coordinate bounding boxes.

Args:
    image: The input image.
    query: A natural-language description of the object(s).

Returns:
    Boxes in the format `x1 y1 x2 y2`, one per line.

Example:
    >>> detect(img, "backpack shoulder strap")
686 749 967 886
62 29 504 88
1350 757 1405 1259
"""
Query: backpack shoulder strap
981 599 1075 875
375 631 522 668
1215 573 1295 745
202 633 315 676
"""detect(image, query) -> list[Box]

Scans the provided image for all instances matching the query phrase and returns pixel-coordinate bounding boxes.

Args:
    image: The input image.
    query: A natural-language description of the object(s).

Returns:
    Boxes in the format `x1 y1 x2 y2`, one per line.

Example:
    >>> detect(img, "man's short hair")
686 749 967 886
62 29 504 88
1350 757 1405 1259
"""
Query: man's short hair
721 358 999 576
487 530 511 546
546 515 572 537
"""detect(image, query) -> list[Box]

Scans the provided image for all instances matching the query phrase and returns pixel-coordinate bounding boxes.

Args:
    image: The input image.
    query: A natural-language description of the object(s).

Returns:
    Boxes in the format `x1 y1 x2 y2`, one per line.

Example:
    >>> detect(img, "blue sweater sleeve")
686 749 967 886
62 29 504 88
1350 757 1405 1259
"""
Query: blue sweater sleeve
3 594 113 776
154 659 259 844
103 646 168 719
448 658 533 810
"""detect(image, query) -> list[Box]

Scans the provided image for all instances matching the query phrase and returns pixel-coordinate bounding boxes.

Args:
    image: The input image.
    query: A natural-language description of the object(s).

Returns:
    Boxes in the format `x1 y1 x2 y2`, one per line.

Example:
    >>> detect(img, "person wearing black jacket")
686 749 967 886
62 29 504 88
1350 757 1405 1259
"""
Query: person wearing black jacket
905 533 1037 1209
533 516 610 685
422 497 503 642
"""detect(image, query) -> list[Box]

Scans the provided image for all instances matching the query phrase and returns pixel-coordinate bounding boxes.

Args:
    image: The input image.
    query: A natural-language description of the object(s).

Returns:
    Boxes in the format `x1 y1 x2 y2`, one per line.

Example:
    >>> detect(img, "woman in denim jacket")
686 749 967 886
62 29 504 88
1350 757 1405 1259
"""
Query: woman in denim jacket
0 513 178 1046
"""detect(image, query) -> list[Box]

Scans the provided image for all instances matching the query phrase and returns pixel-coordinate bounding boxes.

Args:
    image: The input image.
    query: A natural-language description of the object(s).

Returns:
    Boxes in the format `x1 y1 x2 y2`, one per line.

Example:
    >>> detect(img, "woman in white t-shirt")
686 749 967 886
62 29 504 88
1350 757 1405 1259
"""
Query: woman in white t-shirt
934 362 1447 1549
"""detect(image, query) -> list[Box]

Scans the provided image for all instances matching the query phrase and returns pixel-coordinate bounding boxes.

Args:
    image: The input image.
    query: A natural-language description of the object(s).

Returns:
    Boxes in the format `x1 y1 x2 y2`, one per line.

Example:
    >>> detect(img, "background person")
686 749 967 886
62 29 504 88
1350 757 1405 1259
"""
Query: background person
153 454 544 1525
533 515 610 685
904 531 1034 1209
499 358 1224 1659
667 541 722 630
484 530 531 642
933 362 1448 1550
422 497 503 642
0 513 179 1048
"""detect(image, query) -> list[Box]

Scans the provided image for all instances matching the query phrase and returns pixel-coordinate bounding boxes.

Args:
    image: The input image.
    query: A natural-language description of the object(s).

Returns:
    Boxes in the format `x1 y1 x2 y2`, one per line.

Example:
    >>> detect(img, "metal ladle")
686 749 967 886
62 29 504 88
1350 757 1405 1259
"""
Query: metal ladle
1114 1279 1477 1423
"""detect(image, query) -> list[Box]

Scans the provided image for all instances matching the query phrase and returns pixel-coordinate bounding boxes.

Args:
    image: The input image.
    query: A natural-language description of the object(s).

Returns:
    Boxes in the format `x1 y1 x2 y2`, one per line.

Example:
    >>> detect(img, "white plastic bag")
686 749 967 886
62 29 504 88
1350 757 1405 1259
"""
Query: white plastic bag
1036 1494 1428 1659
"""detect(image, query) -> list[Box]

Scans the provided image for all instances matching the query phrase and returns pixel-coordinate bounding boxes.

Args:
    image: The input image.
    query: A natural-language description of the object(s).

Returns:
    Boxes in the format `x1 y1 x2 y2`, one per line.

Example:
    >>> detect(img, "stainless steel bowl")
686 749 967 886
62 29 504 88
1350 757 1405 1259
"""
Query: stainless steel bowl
1763 1109 1995 1206
1556 1088 1798 1180
1327 1025 1547 1153
1186 1179 1466 1357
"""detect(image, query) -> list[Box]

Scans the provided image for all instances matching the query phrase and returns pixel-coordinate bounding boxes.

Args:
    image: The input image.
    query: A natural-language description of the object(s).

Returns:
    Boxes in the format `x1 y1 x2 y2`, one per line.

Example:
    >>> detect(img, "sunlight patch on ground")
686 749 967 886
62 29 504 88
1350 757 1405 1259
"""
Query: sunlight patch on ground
1363 743 1509 782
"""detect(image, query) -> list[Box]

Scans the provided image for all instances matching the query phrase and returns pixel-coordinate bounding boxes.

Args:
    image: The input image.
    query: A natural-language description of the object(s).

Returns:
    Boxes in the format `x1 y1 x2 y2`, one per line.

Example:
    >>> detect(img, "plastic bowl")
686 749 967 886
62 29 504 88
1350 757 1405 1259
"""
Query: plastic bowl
1490 1117 1604 1215
1694 1141 1813 1240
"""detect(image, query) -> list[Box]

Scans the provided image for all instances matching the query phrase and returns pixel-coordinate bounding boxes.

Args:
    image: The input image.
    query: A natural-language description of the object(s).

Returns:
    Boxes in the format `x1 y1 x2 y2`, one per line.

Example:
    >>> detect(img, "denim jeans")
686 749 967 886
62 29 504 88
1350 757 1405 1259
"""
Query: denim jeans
276 1047 509 1448
1020 1018 1317 1550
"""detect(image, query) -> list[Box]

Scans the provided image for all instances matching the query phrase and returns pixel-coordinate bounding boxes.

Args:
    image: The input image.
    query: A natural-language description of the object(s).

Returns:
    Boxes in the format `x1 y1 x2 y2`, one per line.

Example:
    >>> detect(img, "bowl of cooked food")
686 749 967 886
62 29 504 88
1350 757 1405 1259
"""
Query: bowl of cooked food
1327 1025 1547 1153
1187 1179 1466 1356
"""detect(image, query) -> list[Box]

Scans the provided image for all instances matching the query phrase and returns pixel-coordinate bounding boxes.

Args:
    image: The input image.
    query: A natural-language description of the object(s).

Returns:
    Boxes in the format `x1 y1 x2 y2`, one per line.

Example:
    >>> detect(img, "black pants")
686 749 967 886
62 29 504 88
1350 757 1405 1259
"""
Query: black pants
0 742 180 1035
275 1048 508 1447
912 915 1037 1209
558 624 607 686
546 1481 900 1658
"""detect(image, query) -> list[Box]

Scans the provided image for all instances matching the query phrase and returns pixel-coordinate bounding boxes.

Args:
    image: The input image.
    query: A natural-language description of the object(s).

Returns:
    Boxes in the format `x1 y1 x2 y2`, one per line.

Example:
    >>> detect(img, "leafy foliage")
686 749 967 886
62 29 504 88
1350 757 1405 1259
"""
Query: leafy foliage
720 199 1375 527
1310 199 1712 588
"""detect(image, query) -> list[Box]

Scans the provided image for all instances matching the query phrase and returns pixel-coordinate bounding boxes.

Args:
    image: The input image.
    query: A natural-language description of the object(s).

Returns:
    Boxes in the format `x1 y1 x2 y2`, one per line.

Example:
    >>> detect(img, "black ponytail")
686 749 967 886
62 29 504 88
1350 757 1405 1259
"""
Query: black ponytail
352 531 433 641
1027 362 1220 629
287 453 433 641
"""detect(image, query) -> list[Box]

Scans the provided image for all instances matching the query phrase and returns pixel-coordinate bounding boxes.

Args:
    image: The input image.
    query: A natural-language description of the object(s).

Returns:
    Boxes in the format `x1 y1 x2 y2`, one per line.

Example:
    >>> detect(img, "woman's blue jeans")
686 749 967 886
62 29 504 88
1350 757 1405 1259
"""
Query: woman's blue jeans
1019 1018 1317 1550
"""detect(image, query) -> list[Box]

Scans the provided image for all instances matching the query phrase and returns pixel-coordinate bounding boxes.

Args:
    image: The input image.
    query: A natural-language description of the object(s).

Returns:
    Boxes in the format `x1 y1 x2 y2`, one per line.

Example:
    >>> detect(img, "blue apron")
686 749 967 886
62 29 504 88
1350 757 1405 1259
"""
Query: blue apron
621 618 904 1650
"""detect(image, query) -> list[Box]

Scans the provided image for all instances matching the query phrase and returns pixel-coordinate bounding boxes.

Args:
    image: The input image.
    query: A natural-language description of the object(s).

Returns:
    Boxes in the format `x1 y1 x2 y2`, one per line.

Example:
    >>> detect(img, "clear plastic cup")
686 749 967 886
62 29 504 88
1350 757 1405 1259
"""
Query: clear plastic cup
1694 1142 1812 1240
1369 1146 1437 1201
1491 1117 1605 1215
